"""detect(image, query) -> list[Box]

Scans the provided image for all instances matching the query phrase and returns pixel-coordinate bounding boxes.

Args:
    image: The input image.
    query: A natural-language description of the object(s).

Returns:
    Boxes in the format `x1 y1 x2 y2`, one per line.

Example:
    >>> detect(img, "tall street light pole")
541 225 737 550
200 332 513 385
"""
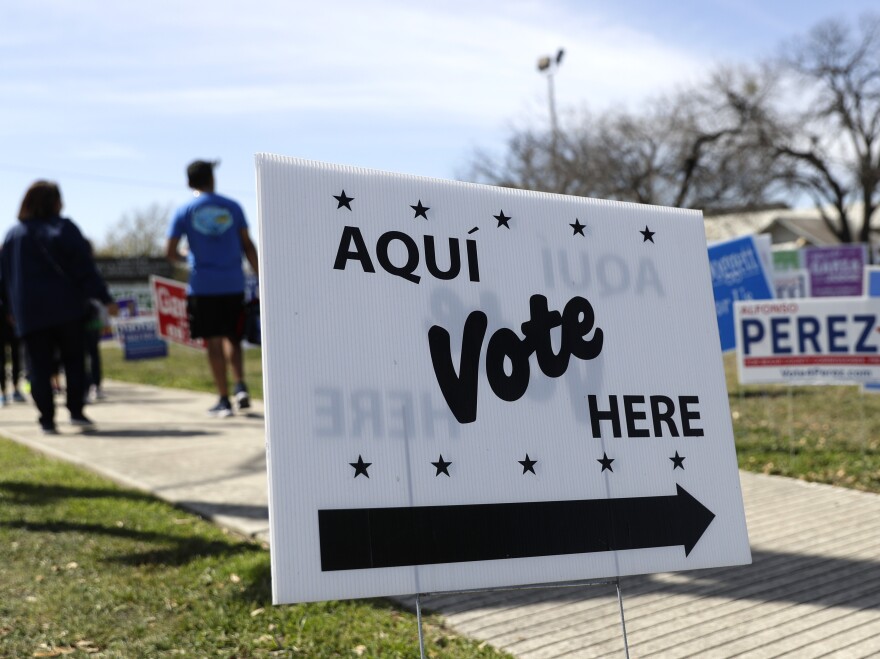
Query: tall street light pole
538 48 565 188
537 48 564 136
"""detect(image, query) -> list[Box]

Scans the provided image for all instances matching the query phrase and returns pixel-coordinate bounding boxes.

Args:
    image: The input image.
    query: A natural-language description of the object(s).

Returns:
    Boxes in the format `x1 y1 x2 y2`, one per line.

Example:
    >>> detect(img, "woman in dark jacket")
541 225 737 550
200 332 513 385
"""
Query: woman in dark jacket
0 180 115 433
0 280 25 405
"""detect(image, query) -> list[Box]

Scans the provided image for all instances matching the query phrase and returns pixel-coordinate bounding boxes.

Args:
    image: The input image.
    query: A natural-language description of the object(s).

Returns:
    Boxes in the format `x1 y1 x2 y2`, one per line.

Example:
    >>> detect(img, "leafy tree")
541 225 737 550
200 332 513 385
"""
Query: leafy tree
99 203 171 257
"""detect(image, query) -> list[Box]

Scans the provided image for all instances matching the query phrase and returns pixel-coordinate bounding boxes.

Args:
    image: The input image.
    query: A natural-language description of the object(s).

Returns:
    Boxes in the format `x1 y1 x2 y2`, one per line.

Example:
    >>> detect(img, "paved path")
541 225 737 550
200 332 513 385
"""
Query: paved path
2 379 878 658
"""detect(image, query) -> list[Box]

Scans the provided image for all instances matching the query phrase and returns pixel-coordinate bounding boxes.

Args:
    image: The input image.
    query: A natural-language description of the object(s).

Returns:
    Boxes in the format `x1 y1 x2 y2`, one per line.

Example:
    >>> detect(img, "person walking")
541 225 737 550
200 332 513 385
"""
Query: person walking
84 299 109 402
83 242 109 403
0 273 26 405
0 180 116 433
165 160 259 417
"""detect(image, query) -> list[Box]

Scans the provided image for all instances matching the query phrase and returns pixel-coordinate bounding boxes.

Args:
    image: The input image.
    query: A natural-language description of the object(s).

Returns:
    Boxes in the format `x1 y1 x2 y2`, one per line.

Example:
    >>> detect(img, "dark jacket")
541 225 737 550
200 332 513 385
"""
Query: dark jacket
0 216 112 337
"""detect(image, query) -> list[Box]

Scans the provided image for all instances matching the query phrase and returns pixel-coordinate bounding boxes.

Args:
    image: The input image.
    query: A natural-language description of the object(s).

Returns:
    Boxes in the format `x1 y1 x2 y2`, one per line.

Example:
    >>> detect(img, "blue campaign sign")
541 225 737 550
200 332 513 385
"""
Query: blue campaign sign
864 266 880 298
861 266 880 393
115 317 168 361
708 235 774 352
116 297 139 318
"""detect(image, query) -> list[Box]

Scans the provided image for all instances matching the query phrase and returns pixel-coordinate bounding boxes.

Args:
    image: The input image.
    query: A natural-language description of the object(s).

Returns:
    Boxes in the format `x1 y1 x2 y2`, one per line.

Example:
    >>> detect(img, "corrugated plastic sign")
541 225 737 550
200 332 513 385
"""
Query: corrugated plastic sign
735 297 880 385
803 244 867 297
256 154 751 604
707 235 775 352
150 275 205 351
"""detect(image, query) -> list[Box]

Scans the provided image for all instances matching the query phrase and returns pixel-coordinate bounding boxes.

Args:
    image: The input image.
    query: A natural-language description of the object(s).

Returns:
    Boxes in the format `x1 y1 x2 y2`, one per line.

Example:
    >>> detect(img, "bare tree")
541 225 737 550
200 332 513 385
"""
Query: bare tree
585 83 777 210
469 113 602 198
99 203 171 257
470 15 880 233
468 68 783 212
764 14 880 243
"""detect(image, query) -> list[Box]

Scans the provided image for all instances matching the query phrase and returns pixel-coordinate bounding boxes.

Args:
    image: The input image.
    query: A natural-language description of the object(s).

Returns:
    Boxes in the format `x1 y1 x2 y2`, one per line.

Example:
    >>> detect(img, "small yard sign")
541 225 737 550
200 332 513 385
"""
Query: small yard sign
256 154 751 604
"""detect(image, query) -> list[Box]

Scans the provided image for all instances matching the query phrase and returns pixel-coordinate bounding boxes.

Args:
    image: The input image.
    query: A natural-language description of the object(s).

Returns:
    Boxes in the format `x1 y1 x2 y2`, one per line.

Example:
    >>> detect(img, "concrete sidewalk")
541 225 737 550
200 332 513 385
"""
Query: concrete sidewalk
2 379 878 658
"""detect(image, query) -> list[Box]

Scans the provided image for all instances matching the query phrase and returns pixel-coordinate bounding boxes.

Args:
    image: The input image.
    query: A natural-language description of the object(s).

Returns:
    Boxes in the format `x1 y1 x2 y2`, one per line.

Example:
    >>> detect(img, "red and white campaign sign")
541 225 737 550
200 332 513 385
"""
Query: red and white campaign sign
256 154 751 604
734 297 880 385
150 275 205 350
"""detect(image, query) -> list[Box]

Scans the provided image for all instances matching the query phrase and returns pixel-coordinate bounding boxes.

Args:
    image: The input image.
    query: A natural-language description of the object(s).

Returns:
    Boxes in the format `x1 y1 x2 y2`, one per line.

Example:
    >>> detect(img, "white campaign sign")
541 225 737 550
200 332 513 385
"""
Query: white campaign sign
256 154 751 604
735 298 880 385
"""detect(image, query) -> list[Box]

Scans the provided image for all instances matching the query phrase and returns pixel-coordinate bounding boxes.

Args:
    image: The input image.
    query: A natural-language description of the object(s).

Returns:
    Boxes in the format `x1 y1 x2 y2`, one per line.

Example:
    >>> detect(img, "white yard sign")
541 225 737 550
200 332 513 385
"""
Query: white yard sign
734 298 880 385
256 154 751 604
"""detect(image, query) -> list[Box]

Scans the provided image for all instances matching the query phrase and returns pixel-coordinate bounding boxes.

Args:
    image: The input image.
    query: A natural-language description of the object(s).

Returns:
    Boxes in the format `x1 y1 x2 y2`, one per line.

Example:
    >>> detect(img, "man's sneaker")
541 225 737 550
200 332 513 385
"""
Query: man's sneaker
12 390 26 403
208 398 234 418
70 414 96 429
234 385 251 410
0 394 7 406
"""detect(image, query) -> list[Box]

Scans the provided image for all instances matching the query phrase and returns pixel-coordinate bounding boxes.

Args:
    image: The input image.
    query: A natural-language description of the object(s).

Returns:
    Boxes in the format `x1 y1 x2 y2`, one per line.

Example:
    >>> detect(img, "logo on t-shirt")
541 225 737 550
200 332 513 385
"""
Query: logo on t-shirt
192 206 234 236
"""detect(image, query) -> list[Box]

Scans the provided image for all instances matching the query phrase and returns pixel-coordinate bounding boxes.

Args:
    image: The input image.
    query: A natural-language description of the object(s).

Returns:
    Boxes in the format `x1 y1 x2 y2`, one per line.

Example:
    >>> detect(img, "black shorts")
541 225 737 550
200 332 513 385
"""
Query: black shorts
187 294 245 340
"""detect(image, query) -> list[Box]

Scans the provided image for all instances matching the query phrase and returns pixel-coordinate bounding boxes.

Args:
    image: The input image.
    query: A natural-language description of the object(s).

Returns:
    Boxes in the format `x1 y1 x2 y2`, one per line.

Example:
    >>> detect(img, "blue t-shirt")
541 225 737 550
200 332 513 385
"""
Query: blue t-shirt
169 193 248 295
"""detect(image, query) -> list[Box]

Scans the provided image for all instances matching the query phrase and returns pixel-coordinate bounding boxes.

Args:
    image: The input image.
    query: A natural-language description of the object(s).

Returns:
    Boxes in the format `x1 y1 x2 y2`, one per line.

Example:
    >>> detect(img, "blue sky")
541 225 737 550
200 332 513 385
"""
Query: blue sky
1 0 876 247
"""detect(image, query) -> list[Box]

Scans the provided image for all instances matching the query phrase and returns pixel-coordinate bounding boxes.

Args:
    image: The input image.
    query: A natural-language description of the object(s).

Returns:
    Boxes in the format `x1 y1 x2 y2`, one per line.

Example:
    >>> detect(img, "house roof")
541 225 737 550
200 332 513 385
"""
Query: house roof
703 204 864 246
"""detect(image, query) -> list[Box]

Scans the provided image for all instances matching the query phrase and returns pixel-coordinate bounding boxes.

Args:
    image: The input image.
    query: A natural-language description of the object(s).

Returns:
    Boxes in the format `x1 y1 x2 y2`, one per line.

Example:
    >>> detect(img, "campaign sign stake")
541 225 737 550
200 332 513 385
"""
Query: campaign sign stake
256 154 751 604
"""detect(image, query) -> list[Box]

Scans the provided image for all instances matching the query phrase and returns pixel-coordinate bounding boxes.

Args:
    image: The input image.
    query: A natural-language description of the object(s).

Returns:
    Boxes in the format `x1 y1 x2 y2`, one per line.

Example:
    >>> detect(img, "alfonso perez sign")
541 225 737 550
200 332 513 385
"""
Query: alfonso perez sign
734 299 880 385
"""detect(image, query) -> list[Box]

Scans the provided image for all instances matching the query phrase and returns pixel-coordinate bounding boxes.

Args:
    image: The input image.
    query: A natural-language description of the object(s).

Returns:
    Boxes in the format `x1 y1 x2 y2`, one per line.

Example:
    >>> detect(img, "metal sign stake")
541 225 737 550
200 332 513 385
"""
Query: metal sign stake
615 578 631 659
416 593 427 659
412 578 634 658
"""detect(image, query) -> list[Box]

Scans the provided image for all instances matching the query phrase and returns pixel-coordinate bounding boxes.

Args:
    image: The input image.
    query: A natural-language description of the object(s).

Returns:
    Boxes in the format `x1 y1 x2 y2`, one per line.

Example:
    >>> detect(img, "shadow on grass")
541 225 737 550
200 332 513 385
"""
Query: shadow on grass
239 557 273 604
234 558 405 617
0 518 262 567
0 480 263 567
0 481 156 504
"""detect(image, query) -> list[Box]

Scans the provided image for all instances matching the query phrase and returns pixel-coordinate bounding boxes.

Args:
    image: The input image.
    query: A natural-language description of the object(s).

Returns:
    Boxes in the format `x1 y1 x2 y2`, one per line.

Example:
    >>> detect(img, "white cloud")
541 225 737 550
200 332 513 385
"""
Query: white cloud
3 0 709 125
0 0 729 244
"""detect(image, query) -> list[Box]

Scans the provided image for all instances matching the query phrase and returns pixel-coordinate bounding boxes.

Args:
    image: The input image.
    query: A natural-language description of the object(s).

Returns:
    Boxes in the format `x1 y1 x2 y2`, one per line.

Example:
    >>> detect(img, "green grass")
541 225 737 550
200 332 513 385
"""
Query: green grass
724 353 880 493
0 439 510 658
101 342 263 401
100 344 880 494
6 343 877 655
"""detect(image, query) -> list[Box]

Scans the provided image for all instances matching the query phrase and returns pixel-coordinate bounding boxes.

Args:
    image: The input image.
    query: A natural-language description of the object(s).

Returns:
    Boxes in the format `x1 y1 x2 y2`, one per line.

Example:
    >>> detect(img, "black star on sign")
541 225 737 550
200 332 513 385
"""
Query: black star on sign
570 218 586 236
494 210 511 229
640 225 655 243
597 452 615 472
350 455 371 478
519 454 537 475
333 190 354 210
432 454 452 477
670 451 686 470
411 200 430 219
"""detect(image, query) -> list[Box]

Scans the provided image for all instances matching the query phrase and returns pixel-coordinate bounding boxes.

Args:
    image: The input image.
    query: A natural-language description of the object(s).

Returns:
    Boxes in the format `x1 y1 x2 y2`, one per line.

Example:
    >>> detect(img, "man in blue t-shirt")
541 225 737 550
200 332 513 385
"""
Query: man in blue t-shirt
166 160 259 417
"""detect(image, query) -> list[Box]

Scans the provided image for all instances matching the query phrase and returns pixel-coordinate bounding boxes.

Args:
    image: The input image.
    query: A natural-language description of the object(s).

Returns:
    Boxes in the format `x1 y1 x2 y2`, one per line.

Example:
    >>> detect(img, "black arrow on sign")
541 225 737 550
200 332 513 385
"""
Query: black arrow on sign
318 485 715 571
